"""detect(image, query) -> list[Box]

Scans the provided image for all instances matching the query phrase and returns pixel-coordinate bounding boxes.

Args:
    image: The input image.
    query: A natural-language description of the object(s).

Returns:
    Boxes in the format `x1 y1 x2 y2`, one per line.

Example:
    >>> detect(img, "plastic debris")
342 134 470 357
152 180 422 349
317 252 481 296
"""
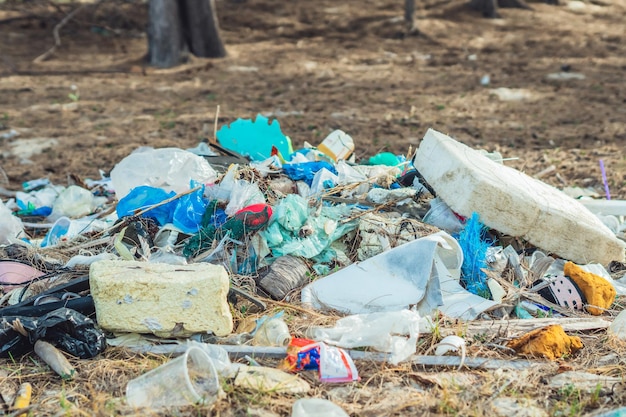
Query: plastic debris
3 119 626 417
281 338 359 383
126 345 221 409
234 365 311 393
110 147 217 200
458 213 492 299
252 313 291 346
310 309 420 364
257 256 310 300
0 200 25 244
301 232 498 320
564 261 617 315
608 309 626 340
34 339 76 379
316 130 354 162
0 307 106 359
216 114 293 161
13 382 32 417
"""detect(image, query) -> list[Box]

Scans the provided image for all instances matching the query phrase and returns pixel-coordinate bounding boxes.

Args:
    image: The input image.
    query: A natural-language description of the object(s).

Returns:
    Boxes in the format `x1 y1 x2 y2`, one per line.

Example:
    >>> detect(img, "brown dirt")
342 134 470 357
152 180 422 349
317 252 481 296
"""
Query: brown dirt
2 0 626 416
1 0 625 198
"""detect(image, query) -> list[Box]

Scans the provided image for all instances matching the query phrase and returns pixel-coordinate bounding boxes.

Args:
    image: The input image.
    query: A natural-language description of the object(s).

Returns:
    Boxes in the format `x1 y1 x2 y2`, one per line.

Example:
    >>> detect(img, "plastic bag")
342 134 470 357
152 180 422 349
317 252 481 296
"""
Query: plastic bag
310 310 420 365
283 161 337 186
309 168 338 196
116 186 177 226
51 185 106 219
0 200 25 244
0 307 106 359
110 147 217 200
172 184 208 234
224 181 265 217
272 194 308 232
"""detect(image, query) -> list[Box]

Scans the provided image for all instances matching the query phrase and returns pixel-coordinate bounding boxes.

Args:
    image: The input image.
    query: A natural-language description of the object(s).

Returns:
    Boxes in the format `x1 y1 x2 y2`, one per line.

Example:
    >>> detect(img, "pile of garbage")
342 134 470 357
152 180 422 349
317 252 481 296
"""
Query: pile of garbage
2 116 626 414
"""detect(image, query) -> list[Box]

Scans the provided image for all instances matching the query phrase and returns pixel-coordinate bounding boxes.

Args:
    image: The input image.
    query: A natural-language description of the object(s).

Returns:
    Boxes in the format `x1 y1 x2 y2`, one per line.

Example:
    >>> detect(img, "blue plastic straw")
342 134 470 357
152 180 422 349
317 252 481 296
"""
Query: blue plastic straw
599 159 611 200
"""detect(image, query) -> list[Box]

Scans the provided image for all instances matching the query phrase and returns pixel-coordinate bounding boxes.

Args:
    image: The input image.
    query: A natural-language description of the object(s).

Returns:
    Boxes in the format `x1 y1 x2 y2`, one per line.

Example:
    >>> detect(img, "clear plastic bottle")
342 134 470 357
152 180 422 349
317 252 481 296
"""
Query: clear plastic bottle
252 318 291 346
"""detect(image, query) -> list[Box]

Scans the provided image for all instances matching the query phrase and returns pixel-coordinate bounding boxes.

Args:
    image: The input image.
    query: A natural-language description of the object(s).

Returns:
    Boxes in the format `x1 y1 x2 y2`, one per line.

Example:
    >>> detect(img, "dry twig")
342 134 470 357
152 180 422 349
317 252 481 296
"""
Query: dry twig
33 3 93 63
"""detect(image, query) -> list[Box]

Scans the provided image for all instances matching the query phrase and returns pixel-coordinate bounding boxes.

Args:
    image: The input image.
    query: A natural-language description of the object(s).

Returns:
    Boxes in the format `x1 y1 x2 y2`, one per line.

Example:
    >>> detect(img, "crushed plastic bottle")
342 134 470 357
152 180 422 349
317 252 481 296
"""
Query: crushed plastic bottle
252 316 291 347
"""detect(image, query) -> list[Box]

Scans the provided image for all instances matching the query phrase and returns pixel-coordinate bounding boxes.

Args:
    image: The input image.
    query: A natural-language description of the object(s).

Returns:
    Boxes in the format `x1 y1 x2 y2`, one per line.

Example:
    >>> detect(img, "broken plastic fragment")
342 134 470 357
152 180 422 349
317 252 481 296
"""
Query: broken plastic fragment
216 114 293 161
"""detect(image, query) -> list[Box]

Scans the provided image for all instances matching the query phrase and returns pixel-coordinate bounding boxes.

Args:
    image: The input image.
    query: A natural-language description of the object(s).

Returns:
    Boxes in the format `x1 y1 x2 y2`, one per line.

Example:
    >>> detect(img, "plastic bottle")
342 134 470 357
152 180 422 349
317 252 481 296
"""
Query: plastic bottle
252 317 291 346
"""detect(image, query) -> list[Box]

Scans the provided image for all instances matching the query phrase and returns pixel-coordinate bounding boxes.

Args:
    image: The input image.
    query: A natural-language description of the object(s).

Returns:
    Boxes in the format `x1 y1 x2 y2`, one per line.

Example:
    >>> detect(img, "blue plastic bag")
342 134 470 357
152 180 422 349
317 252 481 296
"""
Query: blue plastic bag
116 186 177 225
282 161 337 186
172 186 209 234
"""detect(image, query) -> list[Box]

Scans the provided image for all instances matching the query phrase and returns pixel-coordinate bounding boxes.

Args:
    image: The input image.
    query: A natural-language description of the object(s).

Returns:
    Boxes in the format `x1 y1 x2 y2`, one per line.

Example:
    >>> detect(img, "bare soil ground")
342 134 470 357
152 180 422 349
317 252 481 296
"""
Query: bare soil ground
1 0 626 416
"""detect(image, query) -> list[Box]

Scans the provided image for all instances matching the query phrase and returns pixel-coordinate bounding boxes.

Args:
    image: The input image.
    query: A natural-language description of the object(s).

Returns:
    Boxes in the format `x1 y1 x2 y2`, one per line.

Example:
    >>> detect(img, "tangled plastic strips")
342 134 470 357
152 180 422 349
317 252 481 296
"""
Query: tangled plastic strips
458 212 492 300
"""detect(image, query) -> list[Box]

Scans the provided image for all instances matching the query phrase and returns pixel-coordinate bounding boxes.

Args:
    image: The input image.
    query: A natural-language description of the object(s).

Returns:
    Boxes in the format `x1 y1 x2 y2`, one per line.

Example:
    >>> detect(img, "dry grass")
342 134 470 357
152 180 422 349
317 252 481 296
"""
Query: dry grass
3 296 626 416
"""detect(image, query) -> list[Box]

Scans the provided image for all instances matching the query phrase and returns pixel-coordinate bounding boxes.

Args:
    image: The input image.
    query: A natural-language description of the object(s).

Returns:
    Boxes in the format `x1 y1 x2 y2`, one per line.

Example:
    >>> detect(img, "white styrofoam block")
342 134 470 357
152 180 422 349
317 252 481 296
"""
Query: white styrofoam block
413 128 625 264
90 260 233 337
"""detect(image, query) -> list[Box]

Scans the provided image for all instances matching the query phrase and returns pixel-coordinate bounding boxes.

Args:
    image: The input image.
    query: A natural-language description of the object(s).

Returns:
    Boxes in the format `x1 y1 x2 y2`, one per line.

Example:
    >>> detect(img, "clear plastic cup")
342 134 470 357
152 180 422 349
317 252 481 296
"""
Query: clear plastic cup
422 197 464 234
126 346 220 409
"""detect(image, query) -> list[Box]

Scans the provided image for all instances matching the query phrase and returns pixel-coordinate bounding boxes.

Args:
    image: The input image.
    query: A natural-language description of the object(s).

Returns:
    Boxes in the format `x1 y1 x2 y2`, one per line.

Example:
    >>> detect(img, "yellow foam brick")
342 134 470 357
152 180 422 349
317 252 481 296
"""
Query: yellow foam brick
90 260 233 337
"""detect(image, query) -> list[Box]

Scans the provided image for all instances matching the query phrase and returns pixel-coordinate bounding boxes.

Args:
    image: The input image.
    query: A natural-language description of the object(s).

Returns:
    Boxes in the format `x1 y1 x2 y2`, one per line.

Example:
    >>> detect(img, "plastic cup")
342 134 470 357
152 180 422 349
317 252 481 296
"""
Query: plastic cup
423 197 464 234
291 398 349 417
126 346 220 409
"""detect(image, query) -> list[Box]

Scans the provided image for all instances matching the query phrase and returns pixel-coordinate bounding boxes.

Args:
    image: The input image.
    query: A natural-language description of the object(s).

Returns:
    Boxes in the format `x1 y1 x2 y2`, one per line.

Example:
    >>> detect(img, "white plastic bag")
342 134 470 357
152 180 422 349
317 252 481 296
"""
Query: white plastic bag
0 200 25 244
224 180 265 216
111 147 217 199
310 309 421 364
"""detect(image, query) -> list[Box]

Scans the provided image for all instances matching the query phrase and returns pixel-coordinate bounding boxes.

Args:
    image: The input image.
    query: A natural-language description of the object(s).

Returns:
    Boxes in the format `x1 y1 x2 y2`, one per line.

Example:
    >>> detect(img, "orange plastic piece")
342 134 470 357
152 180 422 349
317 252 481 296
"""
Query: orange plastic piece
507 324 583 361
564 261 616 315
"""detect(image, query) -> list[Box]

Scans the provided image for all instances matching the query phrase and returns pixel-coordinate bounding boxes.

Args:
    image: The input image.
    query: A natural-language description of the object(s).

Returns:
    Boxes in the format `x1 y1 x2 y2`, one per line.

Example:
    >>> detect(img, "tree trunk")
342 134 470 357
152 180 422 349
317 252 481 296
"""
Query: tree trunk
180 0 226 58
469 0 500 18
404 0 417 32
147 0 226 68
470 0 532 17
147 0 187 68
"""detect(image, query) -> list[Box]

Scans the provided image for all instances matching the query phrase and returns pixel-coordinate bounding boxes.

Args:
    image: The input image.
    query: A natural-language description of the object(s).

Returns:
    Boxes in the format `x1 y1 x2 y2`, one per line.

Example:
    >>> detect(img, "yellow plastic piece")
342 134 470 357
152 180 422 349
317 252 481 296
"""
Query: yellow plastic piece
13 382 32 417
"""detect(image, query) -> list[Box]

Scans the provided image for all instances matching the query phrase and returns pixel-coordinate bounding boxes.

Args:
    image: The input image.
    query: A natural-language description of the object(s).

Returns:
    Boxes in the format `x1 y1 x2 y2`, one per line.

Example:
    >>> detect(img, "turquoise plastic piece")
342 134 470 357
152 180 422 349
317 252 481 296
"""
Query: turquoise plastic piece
216 114 293 161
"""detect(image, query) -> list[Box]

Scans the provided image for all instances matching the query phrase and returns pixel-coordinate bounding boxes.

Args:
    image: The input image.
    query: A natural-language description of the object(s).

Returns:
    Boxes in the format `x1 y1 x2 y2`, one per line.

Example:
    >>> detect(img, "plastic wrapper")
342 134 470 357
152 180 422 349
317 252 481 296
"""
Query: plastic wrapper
310 310 421 364
0 307 106 359
281 338 359 383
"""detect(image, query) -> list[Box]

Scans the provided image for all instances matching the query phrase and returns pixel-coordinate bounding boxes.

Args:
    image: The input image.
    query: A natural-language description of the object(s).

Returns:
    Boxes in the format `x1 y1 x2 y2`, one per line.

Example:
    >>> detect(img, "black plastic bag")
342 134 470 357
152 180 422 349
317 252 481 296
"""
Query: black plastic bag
0 307 106 359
